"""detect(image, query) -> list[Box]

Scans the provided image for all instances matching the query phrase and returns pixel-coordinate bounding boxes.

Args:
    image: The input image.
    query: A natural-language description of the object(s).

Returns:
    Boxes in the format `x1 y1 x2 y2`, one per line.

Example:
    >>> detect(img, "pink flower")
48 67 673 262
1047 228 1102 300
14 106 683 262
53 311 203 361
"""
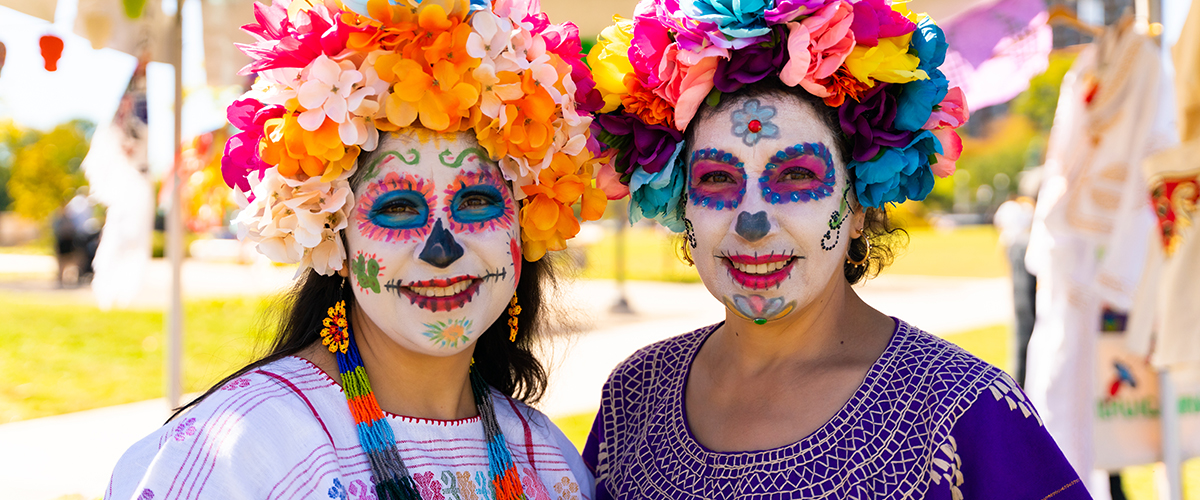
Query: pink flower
779 0 855 98
596 158 631 199
237 0 349 74
849 0 916 47
930 128 962 178
766 0 834 24
922 86 969 130
630 12 673 89
672 47 726 131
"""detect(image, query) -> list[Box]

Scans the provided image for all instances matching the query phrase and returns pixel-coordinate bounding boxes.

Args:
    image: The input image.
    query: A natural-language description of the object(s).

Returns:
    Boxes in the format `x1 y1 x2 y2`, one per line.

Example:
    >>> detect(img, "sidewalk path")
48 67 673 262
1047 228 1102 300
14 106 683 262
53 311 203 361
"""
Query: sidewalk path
0 254 1012 500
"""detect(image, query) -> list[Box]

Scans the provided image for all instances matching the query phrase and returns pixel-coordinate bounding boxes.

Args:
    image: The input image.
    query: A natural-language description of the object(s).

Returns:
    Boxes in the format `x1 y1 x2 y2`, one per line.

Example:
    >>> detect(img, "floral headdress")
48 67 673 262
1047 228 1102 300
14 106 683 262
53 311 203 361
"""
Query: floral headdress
221 0 608 275
589 0 969 231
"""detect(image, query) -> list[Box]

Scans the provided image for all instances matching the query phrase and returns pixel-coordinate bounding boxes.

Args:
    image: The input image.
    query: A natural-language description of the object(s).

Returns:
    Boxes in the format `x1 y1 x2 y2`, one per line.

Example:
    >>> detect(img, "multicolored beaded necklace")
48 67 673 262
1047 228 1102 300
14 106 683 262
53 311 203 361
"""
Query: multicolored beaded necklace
321 300 527 500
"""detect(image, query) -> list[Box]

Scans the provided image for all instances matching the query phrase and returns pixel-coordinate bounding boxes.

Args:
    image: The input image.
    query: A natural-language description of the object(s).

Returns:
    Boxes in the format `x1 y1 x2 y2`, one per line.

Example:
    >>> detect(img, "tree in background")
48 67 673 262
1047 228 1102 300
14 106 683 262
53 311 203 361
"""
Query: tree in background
0 119 94 222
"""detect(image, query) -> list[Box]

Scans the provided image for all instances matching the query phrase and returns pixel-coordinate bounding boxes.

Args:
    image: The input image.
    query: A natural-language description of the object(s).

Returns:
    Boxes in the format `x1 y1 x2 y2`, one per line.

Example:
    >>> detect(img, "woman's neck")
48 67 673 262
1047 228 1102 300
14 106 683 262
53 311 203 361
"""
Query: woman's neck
714 272 889 373
303 304 479 421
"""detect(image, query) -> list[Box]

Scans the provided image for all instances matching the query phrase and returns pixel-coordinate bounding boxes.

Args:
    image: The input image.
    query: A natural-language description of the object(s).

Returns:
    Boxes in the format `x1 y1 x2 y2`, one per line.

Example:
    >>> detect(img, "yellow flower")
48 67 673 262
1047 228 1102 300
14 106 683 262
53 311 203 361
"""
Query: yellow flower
843 34 927 85
586 17 635 113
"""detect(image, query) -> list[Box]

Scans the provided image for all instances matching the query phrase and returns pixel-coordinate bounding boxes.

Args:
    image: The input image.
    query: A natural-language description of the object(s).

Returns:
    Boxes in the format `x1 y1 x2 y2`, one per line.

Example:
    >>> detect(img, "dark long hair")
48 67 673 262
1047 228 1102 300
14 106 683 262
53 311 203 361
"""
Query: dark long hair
680 77 907 285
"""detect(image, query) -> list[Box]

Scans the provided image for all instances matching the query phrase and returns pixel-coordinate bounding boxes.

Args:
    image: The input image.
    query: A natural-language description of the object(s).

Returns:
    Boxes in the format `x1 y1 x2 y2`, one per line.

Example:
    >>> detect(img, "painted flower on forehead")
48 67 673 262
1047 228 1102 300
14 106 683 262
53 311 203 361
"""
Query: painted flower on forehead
730 99 780 147
681 0 773 48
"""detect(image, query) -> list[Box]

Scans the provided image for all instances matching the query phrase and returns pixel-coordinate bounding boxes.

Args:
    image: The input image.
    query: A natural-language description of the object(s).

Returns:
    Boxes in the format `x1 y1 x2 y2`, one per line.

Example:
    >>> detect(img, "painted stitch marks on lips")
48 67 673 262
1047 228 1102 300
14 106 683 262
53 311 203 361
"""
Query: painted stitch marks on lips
759 142 836 204
689 148 747 211
383 267 508 312
721 251 800 289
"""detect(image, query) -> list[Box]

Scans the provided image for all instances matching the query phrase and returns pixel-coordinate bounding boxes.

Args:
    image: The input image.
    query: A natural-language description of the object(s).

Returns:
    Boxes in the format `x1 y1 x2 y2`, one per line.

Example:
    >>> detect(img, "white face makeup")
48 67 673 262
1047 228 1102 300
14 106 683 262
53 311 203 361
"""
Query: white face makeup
686 94 855 325
345 130 521 356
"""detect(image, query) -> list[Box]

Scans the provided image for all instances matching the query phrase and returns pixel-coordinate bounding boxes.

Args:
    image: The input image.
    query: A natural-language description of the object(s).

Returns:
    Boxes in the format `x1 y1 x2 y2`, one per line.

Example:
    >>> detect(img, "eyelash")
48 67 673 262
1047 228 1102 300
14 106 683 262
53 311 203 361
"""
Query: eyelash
778 167 816 181
700 171 739 184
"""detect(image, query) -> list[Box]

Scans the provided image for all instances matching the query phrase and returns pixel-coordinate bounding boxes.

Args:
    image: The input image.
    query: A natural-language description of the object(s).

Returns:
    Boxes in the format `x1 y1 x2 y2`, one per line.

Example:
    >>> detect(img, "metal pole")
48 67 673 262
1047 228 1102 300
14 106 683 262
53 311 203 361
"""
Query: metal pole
611 203 632 314
165 2 185 410
1160 368 1183 500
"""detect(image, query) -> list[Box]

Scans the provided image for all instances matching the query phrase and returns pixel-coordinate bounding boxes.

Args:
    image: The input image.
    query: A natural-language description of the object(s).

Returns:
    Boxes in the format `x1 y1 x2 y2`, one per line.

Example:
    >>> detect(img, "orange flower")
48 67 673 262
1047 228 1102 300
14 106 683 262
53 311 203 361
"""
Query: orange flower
620 74 675 129
815 65 874 107
261 111 361 181
517 151 607 261
342 0 419 53
476 71 556 161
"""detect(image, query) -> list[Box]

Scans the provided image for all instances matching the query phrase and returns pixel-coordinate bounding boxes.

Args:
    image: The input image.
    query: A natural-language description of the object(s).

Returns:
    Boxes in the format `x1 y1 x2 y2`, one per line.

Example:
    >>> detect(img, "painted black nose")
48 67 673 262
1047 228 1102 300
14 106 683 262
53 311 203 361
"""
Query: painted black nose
735 211 770 242
419 219 464 268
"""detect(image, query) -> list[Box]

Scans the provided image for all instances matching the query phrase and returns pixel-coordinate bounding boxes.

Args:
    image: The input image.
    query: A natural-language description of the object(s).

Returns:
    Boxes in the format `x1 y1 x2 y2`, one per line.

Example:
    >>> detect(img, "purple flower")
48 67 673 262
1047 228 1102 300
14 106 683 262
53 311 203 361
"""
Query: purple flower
713 26 788 93
838 84 915 162
765 0 834 24
849 0 917 47
598 112 684 176
222 99 284 192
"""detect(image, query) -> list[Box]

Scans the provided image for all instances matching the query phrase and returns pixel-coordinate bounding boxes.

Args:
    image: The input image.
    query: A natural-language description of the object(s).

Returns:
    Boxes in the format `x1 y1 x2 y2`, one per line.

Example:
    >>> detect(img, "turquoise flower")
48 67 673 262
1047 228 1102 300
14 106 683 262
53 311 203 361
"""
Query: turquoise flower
894 69 948 131
681 0 773 46
629 142 688 232
851 130 942 207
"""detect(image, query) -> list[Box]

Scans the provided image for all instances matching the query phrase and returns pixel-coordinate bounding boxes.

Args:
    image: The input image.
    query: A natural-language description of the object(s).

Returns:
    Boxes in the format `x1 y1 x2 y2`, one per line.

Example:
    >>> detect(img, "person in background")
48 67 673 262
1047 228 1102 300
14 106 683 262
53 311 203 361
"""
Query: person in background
993 192 1037 385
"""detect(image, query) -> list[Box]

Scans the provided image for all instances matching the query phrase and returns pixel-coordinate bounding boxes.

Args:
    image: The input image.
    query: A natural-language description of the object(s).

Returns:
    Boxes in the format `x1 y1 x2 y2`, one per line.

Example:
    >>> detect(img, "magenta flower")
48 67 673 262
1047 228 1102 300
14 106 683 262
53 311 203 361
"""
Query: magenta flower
237 0 350 74
837 83 914 162
849 0 916 47
541 22 604 113
779 0 855 97
631 13 674 89
765 0 835 24
222 99 284 192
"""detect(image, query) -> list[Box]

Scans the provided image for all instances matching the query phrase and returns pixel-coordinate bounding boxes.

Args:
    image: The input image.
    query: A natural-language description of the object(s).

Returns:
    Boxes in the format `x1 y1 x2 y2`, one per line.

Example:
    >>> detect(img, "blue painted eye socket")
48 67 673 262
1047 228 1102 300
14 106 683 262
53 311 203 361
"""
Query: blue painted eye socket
450 185 505 224
369 190 429 229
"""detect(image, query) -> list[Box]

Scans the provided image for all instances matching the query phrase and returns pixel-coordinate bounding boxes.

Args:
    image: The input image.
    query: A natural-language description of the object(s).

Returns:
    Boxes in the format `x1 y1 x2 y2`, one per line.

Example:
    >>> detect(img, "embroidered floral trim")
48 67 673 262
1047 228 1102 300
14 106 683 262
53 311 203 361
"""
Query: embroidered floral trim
929 435 964 500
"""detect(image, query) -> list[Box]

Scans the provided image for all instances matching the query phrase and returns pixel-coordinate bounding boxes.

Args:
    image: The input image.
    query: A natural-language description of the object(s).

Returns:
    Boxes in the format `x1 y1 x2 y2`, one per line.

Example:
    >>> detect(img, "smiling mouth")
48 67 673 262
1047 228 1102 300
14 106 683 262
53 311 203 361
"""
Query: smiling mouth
721 252 801 290
383 268 508 312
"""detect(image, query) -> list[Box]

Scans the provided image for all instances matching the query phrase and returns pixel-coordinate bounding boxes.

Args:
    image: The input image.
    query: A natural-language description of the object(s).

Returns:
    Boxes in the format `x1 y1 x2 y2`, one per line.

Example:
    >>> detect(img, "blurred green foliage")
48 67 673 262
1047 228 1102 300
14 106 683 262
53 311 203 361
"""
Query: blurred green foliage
0 119 94 221
925 52 1077 211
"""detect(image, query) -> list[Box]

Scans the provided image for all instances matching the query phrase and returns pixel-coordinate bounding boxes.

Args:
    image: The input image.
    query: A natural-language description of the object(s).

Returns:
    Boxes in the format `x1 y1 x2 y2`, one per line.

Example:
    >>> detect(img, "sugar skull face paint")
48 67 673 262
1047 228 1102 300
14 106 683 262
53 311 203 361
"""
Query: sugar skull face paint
346 130 520 356
688 148 747 211
686 94 858 324
759 142 837 204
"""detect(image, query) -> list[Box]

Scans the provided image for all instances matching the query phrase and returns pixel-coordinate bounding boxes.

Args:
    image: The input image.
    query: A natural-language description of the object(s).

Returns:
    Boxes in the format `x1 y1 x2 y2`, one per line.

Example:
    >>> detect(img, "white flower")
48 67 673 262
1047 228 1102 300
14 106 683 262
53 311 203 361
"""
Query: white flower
297 54 365 131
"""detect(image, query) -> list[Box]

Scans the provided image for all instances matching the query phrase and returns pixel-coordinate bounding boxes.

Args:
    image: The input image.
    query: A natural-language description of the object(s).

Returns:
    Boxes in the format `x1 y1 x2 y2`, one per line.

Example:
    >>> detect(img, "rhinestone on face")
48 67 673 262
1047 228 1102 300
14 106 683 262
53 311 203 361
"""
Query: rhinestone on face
748 119 762 134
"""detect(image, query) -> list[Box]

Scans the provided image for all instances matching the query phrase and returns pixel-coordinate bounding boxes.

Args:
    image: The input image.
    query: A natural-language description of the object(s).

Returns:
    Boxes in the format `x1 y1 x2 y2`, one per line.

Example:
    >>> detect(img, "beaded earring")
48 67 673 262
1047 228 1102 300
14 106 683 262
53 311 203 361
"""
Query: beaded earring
681 216 697 267
507 292 521 342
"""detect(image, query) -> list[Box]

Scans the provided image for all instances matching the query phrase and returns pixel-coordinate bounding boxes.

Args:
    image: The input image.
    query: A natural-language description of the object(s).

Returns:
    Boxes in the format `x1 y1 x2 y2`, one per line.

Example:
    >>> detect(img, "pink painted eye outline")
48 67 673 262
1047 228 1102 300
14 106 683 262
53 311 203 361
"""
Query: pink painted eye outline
440 169 516 234
688 148 747 211
355 172 437 243
758 142 836 204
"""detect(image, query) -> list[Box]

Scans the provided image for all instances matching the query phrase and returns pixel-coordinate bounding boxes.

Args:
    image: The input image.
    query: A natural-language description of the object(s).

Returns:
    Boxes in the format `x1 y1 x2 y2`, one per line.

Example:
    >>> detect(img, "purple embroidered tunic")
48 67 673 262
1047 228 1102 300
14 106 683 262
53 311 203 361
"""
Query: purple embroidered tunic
582 320 1090 499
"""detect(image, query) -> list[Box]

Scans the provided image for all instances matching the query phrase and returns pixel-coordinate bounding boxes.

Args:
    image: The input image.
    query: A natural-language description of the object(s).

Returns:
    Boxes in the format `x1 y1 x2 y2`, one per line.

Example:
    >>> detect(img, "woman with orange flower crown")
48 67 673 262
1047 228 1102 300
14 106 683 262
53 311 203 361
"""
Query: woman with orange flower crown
107 1 606 499
581 0 1090 498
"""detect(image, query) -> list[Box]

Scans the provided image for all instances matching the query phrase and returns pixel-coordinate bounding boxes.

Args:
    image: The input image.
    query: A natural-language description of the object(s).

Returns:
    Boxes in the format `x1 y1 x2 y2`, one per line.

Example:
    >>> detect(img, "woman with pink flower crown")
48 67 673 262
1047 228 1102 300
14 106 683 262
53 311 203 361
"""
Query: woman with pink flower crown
582 0 1089 498
106 1 607 499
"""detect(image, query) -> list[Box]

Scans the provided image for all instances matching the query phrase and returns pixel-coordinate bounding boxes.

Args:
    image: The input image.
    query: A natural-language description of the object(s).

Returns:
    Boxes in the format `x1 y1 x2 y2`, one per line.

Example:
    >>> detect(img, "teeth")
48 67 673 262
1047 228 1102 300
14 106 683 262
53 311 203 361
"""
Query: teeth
731 259 790 275
409 280 471 297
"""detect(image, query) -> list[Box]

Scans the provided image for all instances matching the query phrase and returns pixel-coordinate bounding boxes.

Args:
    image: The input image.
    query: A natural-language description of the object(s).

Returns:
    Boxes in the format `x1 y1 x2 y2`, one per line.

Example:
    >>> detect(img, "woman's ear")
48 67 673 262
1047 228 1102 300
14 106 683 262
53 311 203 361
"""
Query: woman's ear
849 207 867 240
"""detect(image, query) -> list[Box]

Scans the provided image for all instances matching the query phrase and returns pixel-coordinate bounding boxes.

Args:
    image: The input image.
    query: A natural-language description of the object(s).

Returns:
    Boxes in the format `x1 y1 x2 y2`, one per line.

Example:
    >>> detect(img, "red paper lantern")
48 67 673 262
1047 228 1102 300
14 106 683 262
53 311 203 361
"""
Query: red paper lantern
39 35 64 72
0 41 7 77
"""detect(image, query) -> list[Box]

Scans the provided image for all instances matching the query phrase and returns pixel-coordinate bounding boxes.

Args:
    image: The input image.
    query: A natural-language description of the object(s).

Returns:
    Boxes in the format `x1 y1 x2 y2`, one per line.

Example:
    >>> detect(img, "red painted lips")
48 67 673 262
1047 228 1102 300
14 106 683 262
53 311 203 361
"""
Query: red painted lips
723 253 798 290
399 274 481 312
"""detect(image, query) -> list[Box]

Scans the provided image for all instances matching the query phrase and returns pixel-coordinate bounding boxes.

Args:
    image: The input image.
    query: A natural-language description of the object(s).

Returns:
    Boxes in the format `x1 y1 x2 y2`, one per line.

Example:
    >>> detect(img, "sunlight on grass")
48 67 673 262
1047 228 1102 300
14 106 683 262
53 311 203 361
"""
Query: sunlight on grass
884 226 1007 278
0 292 275 422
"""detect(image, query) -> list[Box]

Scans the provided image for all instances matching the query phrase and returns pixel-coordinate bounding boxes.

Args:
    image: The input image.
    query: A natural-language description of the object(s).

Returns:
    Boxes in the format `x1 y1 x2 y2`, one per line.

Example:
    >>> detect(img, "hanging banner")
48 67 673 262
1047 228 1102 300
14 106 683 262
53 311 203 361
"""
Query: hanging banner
937 0 1053 111
1094 326 1200 470
0 0 58 22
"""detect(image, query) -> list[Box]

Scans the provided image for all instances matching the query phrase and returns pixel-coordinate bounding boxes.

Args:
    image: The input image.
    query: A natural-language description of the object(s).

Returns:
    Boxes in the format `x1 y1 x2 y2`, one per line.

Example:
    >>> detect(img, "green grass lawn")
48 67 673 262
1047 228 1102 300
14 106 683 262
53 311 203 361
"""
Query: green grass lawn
578 224 1007 282
0 292 275 422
